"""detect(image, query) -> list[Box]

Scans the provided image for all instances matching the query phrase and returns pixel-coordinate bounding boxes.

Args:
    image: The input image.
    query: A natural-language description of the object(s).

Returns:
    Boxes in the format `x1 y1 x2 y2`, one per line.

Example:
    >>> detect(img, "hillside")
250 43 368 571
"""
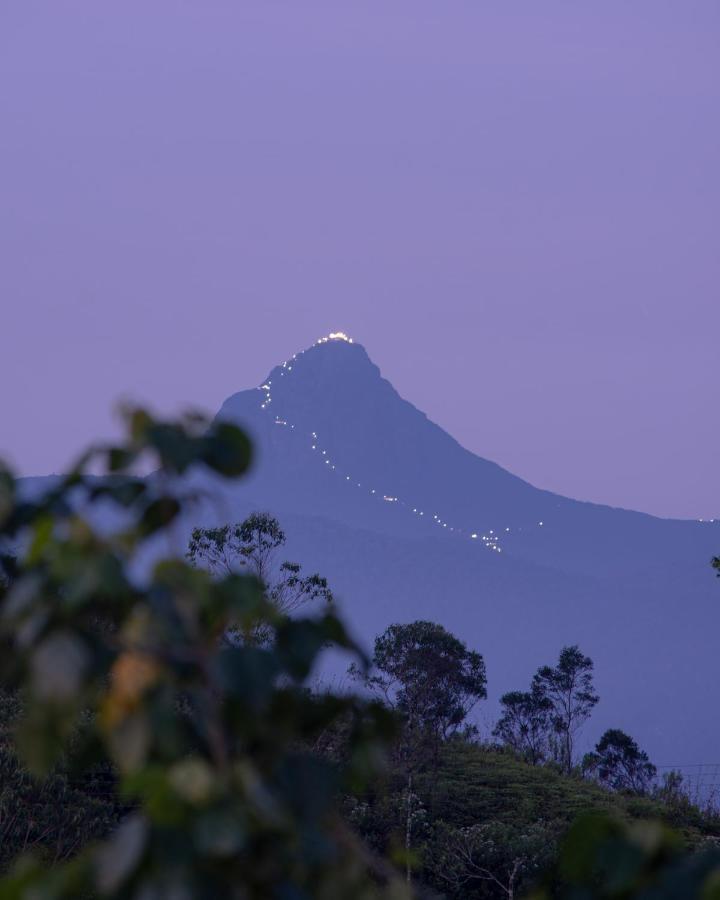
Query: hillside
348 740 720 898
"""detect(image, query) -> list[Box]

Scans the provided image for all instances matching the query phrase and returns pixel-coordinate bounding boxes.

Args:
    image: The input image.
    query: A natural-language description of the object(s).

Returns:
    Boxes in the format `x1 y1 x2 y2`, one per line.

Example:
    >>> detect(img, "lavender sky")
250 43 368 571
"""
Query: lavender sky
1 2 718 519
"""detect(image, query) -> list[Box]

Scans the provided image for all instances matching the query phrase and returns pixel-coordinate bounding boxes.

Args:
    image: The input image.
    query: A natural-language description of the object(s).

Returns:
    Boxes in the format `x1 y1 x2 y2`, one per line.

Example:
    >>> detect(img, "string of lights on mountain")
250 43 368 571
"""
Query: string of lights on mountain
257 332 555 555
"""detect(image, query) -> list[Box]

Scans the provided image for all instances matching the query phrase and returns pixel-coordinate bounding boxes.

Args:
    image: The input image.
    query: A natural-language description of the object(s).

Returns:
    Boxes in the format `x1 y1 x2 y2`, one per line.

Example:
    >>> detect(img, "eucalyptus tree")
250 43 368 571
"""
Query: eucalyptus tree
493 684 553 765
355 620 487 748
352 620 486 884
188 512 333 626
532 645 599 773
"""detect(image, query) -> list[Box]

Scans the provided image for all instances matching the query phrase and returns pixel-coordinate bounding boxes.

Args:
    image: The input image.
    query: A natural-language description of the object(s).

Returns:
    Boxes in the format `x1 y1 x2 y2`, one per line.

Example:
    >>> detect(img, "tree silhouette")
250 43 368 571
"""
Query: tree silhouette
188 512 333 626
493 684 554 765
533 645 599 773
583 728 657 794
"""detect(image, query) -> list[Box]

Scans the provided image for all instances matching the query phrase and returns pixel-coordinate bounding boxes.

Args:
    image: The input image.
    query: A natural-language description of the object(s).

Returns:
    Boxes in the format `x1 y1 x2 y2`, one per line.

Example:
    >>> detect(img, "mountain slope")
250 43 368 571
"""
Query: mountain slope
216 335 718 577
209 335 719 767
18 334 719 767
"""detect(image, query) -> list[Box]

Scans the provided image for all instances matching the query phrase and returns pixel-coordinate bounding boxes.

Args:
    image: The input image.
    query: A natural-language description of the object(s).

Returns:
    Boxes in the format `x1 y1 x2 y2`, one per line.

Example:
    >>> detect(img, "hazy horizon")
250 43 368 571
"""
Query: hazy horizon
2 2 718 520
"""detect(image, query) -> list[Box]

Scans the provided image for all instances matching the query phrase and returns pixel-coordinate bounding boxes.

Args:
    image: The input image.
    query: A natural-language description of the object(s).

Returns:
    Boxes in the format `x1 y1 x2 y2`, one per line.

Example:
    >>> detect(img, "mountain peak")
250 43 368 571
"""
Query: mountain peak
316 331 355 345
264 332 380 391
291 331 367 364
211 337 719 771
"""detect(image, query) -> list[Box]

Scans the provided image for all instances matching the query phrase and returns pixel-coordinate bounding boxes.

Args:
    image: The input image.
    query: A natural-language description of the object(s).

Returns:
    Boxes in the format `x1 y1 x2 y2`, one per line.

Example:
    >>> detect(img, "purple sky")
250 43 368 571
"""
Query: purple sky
1 2 718 519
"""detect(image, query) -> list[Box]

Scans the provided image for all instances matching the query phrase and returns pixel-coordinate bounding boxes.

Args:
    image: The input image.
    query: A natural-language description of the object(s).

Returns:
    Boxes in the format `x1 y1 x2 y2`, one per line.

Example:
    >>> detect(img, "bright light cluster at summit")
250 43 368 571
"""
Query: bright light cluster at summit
318 332 353 344
257 334 551 553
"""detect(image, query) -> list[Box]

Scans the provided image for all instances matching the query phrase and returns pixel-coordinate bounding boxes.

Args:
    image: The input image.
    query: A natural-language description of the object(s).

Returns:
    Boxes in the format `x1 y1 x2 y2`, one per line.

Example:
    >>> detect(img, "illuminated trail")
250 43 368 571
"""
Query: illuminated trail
258 332 549 554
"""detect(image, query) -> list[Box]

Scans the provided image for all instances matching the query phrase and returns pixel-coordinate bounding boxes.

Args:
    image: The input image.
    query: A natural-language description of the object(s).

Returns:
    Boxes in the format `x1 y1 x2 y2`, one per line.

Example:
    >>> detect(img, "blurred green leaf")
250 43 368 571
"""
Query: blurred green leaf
106 711 152 774
94 813 148 894
0 405 408 899
27 515 54 565
90 477 146 507
0 464 15 526
201 422 252 477
108 447 137 473
31 631 89 701
214 646 279 707
193 809 246 857
138 497 182 536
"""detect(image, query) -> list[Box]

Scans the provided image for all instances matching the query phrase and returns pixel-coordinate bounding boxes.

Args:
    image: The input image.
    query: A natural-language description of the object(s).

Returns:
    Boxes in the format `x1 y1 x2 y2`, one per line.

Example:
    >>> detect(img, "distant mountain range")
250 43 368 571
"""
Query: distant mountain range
22 333 720 767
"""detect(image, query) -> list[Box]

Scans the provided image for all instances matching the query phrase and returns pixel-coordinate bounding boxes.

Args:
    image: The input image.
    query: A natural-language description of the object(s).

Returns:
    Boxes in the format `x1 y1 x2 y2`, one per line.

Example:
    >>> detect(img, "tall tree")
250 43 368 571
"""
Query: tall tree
355 621 487 747
351 620 486 884
533 645 599 773
582 728 657 794
187 513 284 580
188 512 333 619
493 684 553 765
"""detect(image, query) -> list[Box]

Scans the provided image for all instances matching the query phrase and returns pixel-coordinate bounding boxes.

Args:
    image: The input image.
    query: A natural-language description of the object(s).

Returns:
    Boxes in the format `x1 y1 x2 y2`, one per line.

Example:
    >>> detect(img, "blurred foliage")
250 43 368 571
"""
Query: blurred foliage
0 408 407 899
529 813 720 900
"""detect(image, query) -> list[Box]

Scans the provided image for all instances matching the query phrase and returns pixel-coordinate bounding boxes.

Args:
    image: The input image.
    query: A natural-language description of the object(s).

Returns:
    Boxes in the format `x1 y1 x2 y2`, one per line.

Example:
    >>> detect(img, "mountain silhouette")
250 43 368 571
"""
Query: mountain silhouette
18 334 720 768
217 335 716 573
211 334 719 767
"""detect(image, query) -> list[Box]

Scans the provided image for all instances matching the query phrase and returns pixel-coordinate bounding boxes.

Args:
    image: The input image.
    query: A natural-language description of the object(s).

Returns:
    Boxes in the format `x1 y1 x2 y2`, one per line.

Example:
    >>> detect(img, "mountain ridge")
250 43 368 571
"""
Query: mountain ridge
16 334 720 764
215 334 718 576
204 333 719 764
